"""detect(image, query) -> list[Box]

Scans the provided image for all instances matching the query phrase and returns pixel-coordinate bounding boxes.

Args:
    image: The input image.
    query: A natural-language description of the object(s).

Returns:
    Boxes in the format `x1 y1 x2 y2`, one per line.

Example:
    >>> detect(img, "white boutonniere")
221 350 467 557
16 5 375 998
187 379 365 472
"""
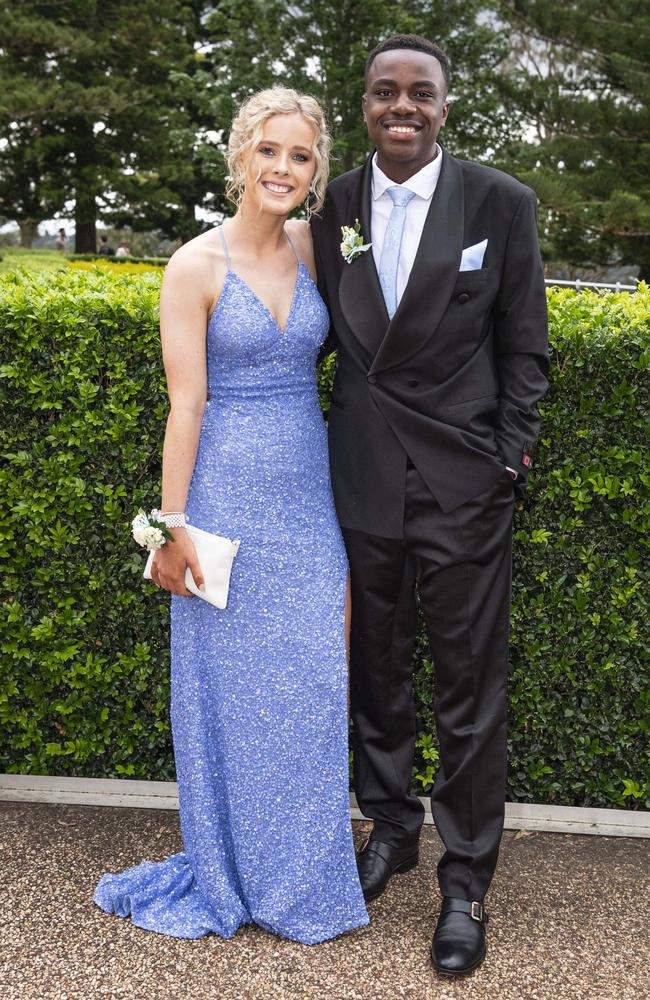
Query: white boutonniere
340 220 372 264
131 508 174 551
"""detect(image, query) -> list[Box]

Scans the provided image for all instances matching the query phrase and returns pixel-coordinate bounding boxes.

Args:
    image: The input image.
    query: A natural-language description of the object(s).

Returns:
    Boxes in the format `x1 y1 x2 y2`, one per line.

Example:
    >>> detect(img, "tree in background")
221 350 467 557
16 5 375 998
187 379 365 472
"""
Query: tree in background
4 0 646 275
0 1 203 251
105 0 223 243
0 120 68 247
498 0 650 280
204 0 509 180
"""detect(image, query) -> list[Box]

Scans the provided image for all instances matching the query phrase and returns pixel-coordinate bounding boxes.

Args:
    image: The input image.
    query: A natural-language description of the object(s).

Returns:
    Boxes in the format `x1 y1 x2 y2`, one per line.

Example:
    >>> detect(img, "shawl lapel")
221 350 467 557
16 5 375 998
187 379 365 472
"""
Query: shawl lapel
369 150 465 374
338 156 389 355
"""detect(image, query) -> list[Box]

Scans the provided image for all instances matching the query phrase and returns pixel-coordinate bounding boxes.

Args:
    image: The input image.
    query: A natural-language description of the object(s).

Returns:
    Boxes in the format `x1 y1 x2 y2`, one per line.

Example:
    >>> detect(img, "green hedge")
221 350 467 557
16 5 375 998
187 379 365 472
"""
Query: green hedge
1 269 648 808
0 249 169 273
68 253 169 266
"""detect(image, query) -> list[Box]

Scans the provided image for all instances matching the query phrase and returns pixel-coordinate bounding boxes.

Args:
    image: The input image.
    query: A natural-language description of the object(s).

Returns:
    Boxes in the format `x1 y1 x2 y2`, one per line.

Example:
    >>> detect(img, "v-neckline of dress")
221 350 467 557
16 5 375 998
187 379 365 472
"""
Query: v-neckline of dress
228 261 302 336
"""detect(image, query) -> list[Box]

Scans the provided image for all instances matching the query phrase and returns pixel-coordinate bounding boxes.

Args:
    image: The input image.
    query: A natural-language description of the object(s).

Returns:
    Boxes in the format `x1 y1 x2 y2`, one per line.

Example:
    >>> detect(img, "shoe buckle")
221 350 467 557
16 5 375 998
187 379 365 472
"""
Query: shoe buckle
470 901 483 922
359 835 371 853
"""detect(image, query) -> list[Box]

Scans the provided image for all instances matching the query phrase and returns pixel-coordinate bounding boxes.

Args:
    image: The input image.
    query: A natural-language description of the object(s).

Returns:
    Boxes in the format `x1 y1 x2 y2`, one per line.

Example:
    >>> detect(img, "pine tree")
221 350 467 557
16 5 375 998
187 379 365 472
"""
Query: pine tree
0 120 67 246
203 0 509 180
498 0 650 280
0 2 203 251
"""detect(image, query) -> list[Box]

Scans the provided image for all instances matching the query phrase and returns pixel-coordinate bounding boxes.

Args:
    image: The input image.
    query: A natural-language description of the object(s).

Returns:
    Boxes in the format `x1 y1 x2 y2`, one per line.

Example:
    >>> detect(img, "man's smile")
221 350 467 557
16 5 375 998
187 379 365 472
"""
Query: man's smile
383 121 423 135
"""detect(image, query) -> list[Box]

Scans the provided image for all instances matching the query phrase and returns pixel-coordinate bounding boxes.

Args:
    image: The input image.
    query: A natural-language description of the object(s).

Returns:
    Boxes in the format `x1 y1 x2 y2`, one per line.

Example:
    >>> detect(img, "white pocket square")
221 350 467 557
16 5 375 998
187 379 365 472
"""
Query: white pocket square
459 239 488 272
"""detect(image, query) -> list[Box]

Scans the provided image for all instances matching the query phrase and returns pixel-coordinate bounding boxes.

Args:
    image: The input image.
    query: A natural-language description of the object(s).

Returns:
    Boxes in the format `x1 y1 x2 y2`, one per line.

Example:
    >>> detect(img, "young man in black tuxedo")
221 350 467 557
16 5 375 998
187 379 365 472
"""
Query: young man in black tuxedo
311 35 548 975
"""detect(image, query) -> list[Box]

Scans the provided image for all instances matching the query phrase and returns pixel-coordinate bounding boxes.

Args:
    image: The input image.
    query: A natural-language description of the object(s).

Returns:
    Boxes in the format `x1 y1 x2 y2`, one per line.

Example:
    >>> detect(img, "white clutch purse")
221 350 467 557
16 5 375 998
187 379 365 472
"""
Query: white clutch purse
143 523 241 609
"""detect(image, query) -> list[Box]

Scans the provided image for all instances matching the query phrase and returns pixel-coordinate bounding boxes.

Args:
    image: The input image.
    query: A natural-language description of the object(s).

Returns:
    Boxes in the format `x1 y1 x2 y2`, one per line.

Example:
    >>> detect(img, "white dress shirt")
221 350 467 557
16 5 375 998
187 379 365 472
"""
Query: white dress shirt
370 144 443 308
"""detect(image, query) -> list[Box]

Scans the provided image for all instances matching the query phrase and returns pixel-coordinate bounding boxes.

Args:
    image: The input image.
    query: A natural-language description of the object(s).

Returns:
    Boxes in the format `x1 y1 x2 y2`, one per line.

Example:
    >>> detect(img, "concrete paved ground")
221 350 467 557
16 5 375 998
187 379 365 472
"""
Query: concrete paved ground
0 801 648 1000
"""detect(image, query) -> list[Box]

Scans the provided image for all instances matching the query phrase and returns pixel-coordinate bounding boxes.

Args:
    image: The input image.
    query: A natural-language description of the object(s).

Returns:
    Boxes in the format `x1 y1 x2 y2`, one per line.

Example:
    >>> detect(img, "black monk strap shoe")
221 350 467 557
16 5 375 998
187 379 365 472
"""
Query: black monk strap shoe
356 837 419 903
430 897 489 977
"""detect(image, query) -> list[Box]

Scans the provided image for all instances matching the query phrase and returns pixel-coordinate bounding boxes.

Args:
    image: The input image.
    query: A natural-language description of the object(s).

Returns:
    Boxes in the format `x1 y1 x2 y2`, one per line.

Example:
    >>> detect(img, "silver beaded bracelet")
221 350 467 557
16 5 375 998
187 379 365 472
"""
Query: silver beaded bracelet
158 511 188 528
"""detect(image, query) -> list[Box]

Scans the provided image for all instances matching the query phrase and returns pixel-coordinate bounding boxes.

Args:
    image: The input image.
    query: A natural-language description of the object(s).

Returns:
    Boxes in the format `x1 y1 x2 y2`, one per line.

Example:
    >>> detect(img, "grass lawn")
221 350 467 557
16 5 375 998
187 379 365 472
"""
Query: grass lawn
0 247 164 275
0 247 70 274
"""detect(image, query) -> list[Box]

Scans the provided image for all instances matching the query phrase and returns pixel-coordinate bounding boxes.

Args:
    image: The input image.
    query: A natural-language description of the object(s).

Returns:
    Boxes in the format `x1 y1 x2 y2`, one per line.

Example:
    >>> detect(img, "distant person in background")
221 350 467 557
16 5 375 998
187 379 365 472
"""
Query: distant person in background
98 235 114 256
54 228 67 251
115 241 131 257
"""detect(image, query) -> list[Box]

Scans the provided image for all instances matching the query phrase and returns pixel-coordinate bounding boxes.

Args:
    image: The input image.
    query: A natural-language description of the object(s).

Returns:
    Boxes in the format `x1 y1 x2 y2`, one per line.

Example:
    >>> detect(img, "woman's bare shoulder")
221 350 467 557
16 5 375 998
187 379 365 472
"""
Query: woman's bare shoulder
285 219 316 278
166 228 226 276
162 228 228 307
285 218 311 250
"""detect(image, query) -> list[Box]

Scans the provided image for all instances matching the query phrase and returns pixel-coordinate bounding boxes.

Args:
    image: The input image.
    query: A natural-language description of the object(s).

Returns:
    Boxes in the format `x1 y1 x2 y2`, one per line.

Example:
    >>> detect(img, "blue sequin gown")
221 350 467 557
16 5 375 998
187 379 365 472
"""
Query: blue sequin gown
93 228 369 944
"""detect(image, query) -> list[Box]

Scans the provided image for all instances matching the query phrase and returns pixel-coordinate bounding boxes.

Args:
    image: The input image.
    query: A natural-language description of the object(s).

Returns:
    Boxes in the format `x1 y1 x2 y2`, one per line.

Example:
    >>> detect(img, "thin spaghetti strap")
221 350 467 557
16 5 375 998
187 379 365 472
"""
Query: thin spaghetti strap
284 228 300 264
218 224 232 270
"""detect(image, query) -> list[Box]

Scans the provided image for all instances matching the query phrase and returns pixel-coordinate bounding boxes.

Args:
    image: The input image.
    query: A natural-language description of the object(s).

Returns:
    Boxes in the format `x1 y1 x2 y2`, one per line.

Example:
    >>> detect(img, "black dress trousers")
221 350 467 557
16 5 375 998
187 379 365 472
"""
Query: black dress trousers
343 463 515 902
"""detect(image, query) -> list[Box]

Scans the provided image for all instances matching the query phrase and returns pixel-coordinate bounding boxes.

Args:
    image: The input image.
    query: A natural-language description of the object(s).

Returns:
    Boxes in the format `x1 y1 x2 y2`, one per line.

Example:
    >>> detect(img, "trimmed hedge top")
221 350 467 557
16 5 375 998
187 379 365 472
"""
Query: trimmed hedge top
68 252 169 266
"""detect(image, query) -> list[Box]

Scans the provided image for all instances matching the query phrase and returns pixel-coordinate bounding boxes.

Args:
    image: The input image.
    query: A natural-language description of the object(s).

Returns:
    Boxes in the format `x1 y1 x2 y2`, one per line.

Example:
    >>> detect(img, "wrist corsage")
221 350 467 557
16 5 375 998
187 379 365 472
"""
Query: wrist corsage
340 220 372 264
131 508 176 551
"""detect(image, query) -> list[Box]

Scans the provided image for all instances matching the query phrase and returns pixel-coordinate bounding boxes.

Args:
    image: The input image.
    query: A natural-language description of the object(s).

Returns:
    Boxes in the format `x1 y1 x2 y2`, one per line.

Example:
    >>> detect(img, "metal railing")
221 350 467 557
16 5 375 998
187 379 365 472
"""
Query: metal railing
544 278 638 291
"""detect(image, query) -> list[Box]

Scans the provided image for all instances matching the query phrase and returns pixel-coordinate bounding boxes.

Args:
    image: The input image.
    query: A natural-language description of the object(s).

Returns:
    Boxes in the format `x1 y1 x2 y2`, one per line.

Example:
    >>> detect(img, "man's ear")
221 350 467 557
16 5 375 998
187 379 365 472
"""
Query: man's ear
441 101 450 126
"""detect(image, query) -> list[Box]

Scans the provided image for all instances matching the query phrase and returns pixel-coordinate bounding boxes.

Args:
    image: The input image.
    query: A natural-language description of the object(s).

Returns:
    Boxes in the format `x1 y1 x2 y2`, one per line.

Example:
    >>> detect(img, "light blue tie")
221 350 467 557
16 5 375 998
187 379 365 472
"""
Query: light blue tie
378 185 416 319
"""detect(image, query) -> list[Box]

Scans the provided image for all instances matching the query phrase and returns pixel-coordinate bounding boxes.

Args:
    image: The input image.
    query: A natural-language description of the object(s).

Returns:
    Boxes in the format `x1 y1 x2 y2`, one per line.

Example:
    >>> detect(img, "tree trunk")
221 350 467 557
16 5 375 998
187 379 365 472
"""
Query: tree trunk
177 203 199 245
74 213 96 253
18 219 40 247
72 119 98 253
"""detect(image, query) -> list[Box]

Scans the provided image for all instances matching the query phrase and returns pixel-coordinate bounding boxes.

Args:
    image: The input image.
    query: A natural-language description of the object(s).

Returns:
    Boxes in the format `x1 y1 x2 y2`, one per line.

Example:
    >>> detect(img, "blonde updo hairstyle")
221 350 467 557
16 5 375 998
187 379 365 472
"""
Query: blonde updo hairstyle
226 87 331 216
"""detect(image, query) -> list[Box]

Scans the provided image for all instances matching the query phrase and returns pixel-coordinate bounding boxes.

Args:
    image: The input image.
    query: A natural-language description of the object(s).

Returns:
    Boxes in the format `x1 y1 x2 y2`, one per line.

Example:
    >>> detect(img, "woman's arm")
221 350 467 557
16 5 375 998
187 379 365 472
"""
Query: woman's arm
159 252 211 514
151 247 218 596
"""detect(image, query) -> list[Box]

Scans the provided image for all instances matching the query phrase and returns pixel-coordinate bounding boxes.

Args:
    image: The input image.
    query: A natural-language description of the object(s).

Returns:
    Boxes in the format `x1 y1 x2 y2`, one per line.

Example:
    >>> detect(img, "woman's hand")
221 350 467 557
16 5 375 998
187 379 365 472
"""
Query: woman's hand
150 529 205 597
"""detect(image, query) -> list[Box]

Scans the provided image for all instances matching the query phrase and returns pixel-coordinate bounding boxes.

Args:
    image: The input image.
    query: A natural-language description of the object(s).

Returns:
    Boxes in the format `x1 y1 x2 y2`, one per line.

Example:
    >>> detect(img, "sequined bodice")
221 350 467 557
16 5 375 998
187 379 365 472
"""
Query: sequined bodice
205 249 329 401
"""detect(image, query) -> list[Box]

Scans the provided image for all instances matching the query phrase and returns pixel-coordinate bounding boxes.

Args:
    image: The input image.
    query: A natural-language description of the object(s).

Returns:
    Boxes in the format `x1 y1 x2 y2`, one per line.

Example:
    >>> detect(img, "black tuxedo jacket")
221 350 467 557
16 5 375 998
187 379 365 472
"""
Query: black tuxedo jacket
311 148 549 538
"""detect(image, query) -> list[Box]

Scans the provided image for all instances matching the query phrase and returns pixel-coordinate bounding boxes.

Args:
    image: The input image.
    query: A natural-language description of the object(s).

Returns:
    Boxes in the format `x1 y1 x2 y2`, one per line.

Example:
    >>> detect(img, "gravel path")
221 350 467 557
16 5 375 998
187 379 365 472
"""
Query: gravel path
1 801 648 1000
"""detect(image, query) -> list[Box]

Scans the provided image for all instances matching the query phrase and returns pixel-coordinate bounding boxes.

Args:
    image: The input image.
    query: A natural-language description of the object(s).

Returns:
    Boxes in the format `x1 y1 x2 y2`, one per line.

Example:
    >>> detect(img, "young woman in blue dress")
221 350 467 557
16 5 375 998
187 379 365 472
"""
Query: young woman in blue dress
93 88 368 944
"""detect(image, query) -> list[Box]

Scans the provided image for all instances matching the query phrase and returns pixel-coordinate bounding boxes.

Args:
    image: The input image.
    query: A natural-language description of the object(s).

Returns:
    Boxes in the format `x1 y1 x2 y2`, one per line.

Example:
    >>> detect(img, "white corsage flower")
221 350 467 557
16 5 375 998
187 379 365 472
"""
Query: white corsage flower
132 526 149 548
340 220 372 264
131 508 173 551
131 511 149 540
143 525 165 549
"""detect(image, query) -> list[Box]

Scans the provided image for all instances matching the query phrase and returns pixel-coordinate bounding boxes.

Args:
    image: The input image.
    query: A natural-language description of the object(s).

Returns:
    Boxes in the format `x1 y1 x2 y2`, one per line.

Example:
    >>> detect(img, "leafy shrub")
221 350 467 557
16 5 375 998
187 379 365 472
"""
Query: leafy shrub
68 253 169 266
69 260 164 275
0 248 168 277
0 271 647 807
0 269 171 778
0 247 69 274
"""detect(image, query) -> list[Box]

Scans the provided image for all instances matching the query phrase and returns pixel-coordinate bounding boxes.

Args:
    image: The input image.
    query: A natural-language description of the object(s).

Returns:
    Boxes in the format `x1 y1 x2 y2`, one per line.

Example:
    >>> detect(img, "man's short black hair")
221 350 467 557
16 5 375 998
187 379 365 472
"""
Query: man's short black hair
365 34 451 93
